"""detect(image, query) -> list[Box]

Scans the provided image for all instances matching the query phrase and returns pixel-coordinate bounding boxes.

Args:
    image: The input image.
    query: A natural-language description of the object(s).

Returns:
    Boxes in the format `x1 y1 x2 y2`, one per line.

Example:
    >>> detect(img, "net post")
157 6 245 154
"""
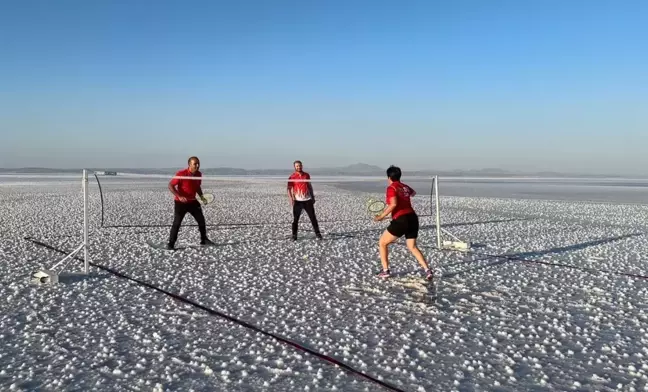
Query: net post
82 169 89 274
434 175 442 249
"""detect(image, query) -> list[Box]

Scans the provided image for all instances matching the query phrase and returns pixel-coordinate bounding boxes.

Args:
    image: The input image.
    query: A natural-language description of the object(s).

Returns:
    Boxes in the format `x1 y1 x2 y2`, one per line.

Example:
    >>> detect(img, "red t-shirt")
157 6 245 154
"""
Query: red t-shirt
170 168 202 202
287 171 312 201
386 181 416 219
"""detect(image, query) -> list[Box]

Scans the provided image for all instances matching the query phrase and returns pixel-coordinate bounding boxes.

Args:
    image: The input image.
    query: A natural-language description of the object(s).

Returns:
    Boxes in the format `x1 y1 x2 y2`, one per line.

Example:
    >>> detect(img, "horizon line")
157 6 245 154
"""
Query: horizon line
0 166 646 179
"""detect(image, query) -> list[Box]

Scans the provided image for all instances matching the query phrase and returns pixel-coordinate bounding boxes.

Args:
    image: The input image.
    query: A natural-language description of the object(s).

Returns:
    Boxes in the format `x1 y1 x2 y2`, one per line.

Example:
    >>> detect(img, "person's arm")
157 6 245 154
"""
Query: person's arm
375 186 397 221
169 174 186 202
168 181 178 196
197 185 206 203
307 175 315 202
376 197 397 220
197 177 204 198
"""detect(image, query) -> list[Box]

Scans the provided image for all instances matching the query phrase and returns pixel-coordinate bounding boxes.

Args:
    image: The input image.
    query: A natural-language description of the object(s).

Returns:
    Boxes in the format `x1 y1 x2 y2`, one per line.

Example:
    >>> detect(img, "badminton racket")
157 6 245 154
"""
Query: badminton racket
198 193 215 205
366 198 386 216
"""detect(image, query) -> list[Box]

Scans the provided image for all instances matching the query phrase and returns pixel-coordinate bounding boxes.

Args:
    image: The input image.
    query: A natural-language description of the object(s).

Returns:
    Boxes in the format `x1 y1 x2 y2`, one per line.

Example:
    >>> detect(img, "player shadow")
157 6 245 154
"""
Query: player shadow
366 270 510 311
442 258 510 278
442 232 644 278
433 279 515 310
353 270 440 309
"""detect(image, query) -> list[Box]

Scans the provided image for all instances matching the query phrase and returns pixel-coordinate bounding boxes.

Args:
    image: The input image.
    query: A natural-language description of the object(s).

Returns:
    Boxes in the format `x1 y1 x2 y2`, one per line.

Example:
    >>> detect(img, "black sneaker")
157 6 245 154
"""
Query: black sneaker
200 239 215 246
165 243 175 251
315 233 323 240
291 234 297 241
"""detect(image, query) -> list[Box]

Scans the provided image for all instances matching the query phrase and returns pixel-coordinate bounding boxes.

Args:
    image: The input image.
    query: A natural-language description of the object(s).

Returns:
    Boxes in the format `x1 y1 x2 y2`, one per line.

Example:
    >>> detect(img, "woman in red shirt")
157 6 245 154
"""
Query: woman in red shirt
373 165 433 280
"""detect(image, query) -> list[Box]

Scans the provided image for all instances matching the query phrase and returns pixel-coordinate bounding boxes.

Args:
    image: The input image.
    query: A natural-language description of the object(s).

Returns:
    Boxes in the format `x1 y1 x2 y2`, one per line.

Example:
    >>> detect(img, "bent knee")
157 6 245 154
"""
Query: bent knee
379 234 397 246
406 240 418 250
379 238 391 247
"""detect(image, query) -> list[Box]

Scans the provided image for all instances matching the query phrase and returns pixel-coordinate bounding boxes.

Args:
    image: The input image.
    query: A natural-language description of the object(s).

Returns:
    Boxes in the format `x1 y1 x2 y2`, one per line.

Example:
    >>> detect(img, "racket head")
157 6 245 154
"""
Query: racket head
199 192 215 205
367 198 386 214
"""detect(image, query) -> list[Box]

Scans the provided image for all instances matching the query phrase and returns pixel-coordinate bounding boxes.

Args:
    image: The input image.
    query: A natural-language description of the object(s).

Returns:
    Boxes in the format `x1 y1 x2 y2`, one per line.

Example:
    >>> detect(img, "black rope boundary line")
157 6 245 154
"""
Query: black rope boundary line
24 236 406 392
482 250 648 280
441 247 648 281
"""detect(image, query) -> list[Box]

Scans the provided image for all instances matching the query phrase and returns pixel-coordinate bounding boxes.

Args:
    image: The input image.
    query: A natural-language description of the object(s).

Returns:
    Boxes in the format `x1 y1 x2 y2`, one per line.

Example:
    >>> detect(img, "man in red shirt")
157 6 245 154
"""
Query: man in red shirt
373 165 433 280
166 156 214 250
287 160 322 240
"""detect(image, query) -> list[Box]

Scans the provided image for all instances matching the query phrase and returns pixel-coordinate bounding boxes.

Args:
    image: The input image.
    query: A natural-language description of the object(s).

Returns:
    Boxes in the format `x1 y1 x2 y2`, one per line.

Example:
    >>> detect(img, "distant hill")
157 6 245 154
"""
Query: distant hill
309 163 384 175
201 163 385 176
0 164 633 178
0 164 386 176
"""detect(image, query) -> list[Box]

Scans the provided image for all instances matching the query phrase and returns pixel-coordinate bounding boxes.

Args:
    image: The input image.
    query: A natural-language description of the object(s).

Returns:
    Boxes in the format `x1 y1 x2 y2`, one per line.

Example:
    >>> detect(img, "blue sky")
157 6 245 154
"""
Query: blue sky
1 0 646 174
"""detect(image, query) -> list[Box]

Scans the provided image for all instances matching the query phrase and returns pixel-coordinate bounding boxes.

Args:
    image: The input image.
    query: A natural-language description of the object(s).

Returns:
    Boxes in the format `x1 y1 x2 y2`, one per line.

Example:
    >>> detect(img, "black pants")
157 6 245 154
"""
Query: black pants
168 200 207 245
292 199 320 236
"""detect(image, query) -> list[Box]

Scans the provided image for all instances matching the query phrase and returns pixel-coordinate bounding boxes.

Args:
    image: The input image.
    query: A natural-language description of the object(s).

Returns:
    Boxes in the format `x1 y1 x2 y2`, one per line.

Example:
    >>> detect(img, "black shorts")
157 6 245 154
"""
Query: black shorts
386 213 419 239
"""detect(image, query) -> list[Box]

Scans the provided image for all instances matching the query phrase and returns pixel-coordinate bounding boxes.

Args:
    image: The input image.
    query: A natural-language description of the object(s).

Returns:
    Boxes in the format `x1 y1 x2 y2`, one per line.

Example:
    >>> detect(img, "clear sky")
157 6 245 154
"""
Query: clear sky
1 0 646 174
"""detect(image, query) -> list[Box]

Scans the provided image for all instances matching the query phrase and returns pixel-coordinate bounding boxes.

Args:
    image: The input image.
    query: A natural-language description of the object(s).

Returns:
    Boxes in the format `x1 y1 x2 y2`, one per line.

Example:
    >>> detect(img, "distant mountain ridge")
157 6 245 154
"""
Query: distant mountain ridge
0 164 633 178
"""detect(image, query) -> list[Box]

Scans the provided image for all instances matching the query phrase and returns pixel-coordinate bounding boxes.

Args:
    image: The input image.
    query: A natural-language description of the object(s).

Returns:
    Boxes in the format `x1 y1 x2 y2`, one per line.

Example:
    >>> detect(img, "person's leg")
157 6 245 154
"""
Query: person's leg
406 238 430 270
168 201 188 248
187 201 210 244
378 224 401 277
303 199 322 238
404 214 433 279
292 201 304 239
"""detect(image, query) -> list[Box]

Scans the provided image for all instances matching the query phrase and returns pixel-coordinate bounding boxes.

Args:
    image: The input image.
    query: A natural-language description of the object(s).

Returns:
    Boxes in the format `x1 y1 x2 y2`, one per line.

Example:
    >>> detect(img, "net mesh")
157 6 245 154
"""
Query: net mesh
92 173 436 231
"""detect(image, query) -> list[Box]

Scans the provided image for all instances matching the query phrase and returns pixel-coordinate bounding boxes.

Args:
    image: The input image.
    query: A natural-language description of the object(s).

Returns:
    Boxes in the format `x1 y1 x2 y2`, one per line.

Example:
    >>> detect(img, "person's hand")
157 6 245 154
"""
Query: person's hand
312 199 316 205
200 195 207 204
178 196 187 203
289 198 294 206
373 214 384 222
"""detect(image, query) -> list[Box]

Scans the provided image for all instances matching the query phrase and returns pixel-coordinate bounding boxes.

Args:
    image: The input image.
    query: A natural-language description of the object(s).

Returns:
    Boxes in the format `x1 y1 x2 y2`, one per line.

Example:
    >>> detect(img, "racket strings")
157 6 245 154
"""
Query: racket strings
200 193 215 205
367 199 386 213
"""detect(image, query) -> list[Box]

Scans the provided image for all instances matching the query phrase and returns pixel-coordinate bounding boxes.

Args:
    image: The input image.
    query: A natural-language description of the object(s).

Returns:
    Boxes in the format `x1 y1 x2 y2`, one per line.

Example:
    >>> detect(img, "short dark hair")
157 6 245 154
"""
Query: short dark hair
188 156 199 165
386 165 401 181
293 160 302 165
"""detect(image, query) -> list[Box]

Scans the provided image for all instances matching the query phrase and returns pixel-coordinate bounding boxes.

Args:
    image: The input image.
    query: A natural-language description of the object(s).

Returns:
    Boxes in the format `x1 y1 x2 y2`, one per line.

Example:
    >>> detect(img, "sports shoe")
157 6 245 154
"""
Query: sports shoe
377 269 391 279
315 233 323 240
200 239 215 246
291 234 297 241
165 243 175 251
425 269 433 281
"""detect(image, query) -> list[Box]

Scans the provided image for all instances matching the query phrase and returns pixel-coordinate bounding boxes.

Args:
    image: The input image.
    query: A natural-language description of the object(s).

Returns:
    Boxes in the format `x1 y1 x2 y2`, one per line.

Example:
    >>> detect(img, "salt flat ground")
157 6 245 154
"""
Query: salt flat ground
1 175 648 391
